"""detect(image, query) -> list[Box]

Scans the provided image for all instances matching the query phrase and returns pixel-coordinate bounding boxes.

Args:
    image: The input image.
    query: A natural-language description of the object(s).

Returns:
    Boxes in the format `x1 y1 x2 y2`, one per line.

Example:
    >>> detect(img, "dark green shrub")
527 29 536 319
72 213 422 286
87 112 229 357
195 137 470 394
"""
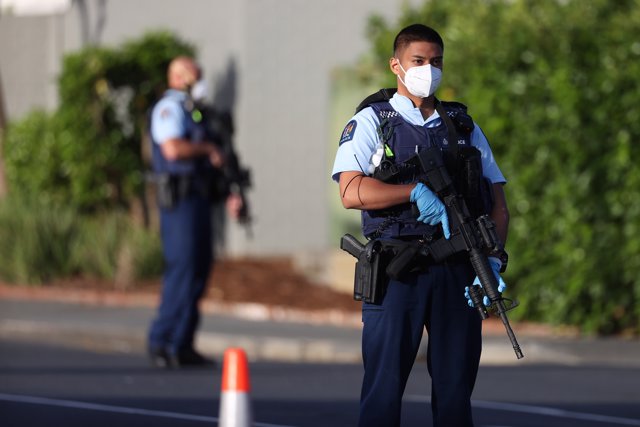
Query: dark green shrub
0 195 162 285
0 195 77 283
0 30 189 286
4 30 195 212
70 211 163 281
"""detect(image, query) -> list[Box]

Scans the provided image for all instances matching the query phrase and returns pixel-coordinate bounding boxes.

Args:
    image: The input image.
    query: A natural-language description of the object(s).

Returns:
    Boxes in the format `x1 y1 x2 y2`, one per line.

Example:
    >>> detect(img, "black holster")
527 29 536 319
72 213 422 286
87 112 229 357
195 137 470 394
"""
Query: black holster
155 174 199 209
340 234 389 305
155 173 179 209
355 240 390 304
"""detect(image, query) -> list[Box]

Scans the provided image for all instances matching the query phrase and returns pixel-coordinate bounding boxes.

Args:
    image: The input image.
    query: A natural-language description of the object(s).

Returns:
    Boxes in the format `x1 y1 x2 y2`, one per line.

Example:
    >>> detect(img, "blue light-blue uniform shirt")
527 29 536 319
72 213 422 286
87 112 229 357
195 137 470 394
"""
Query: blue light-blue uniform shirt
151 89 190 144
332 92 506 184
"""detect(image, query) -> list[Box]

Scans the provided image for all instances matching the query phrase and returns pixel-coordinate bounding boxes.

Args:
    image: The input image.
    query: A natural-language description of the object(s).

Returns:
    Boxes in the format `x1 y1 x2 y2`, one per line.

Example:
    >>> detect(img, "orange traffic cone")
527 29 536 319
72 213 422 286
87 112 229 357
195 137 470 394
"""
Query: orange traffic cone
219 347 253 427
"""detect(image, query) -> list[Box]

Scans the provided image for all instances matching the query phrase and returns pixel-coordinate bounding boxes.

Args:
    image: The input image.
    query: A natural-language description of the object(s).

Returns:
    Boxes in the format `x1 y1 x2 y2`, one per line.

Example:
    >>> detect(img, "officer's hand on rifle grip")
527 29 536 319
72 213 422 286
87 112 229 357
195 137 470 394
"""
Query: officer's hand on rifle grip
208 144 224 168
410 183 450 239
465 257 507 307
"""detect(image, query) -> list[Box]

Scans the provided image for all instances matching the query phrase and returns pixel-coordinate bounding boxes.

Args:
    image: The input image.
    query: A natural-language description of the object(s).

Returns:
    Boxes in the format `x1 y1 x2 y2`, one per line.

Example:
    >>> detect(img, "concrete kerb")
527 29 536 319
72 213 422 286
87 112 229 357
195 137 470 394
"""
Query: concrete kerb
4 316 630 367
0 317 363 364
0 285 365 363
2 285 639 366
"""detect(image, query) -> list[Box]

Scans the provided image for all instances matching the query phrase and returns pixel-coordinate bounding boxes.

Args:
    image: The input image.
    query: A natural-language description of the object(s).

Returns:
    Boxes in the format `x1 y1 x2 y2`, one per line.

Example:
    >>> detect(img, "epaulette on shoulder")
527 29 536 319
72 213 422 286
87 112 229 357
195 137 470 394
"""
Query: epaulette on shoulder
355 88 397 114
440 100 474 134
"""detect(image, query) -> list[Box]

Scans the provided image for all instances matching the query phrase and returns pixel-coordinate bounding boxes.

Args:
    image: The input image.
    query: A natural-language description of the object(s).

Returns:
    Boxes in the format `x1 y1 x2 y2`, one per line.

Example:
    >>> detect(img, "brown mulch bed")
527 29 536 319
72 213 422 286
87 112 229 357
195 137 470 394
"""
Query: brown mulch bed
0 257 360 314
207 258 359 313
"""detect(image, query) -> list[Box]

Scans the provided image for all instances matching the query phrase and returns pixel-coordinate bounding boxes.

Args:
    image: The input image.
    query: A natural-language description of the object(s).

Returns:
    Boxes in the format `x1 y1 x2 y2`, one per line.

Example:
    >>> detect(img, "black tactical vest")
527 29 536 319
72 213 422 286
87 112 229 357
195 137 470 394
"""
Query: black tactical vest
358 90 491 239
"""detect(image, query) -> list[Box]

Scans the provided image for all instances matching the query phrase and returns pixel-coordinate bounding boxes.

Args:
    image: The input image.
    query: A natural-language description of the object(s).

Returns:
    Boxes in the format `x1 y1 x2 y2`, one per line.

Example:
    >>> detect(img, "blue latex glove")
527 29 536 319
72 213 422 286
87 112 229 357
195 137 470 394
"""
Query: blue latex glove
465 257 507 307
410 183 450 239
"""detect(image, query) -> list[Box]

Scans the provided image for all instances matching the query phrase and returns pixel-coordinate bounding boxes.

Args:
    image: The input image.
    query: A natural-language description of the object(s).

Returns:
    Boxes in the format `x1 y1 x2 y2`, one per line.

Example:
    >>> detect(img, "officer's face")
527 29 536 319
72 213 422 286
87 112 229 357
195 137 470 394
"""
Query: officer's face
390 40 444 77
182 63 202 88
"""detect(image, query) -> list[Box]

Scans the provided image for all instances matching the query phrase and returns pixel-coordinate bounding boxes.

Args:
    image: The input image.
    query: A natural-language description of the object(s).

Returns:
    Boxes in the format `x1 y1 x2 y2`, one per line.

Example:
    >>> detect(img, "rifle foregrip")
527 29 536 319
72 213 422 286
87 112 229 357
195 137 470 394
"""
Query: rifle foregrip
340 234 365 259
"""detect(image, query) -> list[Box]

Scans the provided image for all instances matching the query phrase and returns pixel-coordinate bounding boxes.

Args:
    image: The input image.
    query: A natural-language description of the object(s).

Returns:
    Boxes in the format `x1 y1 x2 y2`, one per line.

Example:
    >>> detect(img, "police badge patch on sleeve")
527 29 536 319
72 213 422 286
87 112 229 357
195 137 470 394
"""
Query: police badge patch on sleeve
160 108 172 119
339 120 357 145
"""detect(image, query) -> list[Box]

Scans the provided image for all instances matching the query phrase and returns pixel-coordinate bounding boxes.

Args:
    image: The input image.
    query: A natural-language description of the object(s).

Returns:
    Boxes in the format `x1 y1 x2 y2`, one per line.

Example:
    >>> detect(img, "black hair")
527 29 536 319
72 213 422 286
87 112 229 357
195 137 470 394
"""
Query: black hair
393 24 444 55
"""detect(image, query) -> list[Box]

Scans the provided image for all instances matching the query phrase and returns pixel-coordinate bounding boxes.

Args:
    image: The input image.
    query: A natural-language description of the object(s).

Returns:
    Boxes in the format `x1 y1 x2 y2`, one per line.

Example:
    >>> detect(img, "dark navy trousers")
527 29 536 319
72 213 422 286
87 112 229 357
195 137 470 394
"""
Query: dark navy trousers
358 262 481 427
148 194 213 354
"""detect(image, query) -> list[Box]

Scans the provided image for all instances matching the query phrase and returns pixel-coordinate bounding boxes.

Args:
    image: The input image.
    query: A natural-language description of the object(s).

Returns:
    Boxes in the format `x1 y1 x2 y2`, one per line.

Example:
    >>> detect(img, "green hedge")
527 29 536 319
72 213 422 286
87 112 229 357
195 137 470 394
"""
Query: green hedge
4 31 195 212
363 0 640 334
0 195 162 285
0 30 191 285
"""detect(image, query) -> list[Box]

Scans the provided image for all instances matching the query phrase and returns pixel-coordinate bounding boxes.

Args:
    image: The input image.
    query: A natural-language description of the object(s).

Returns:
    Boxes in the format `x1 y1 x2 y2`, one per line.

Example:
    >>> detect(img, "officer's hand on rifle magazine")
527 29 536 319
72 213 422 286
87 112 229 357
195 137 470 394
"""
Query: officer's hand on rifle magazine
465 257 507 307
410 182 450 239
208 144 224 168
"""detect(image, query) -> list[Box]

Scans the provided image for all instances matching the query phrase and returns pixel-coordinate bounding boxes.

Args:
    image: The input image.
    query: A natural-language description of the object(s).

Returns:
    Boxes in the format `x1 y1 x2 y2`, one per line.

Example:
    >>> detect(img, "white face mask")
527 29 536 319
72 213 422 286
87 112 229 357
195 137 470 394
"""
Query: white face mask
190 79 209 101
397 61 442 98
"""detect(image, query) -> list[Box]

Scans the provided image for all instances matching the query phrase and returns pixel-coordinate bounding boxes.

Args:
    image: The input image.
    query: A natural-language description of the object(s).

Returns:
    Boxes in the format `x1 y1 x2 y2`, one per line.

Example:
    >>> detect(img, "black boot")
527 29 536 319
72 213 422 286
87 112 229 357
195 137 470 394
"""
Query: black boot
174 348 216 368
148 346 174 369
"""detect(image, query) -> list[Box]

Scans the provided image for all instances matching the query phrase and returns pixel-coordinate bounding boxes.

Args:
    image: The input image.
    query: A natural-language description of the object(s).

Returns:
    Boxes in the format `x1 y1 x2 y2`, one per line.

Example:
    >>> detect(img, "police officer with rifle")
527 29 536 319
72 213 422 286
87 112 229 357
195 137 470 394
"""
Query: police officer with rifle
147 56 247 368
332 25 521 427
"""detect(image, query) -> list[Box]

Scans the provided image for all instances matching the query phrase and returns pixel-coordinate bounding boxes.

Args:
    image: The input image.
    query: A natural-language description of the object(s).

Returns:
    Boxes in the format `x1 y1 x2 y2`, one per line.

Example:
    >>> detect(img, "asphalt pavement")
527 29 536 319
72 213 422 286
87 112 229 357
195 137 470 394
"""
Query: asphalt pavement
1 292 639 367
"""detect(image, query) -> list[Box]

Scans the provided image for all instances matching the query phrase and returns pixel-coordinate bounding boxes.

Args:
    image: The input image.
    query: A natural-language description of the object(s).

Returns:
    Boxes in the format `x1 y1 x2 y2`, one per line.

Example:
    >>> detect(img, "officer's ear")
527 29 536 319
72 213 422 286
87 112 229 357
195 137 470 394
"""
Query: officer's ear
389 57 400 77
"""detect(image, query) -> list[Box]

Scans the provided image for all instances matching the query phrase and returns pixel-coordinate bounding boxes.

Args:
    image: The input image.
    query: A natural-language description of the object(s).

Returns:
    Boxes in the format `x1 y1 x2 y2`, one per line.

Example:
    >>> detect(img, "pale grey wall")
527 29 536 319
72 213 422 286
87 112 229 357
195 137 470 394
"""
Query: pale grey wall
0 13 65 117
233 0 401 255
0 0 417 256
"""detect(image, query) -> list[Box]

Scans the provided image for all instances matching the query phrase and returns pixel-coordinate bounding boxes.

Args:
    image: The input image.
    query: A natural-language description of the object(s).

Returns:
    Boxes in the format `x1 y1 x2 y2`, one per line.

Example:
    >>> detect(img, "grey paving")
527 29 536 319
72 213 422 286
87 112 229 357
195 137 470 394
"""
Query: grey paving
1 298 638 367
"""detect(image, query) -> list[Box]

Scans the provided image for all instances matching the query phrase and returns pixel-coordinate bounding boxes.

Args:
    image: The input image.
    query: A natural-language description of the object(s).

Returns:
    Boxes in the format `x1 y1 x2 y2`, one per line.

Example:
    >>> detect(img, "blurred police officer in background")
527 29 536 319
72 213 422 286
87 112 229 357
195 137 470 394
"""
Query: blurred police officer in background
147 56 243 368
332 24 510 426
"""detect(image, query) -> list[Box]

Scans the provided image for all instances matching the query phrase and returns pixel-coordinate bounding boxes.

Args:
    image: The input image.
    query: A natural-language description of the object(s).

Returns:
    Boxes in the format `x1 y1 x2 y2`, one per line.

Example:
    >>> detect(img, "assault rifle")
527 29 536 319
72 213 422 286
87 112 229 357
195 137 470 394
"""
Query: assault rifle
386 146 524 359
196 102 252 236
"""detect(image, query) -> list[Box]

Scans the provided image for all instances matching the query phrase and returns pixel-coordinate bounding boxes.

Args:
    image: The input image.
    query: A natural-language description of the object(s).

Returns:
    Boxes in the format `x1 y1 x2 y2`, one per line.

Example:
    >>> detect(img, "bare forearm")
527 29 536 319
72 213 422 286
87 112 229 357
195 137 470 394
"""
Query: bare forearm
160 138 214 161
490 183 510 245
339 171 414 210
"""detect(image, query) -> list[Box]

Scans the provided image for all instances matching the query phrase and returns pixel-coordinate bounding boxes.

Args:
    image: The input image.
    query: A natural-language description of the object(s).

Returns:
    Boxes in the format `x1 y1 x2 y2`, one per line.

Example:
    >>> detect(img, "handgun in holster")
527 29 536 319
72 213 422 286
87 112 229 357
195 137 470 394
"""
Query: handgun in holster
340 234 387 305
155 174 195 209
155 173 178 209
